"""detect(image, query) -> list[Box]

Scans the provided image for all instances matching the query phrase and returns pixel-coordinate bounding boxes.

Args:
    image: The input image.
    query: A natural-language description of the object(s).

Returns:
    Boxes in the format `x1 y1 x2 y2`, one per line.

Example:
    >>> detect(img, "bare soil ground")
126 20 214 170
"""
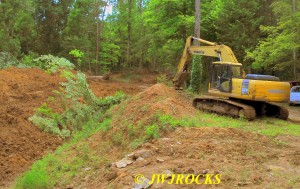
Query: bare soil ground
99 128 300 189
67 84 300 189
0 68 155 188
0 68 63 187
1 67 300 188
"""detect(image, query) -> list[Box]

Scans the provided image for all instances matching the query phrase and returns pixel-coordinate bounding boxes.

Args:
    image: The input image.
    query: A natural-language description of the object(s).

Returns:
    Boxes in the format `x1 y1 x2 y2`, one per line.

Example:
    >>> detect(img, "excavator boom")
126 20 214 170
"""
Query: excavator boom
173 36 239 88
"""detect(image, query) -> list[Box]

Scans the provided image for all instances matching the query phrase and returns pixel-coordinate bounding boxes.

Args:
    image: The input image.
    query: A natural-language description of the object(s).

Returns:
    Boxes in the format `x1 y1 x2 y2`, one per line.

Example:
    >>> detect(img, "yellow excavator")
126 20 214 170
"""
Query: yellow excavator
173 36 290 120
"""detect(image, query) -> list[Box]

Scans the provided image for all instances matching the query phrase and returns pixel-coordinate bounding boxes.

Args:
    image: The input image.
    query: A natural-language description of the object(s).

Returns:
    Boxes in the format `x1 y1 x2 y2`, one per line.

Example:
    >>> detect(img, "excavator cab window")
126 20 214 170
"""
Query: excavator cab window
211 64 236 93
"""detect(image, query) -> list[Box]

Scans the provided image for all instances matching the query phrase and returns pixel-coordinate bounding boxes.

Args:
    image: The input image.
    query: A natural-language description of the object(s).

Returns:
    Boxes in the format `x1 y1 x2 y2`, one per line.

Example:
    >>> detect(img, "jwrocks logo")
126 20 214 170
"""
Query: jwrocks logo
134 173 222 185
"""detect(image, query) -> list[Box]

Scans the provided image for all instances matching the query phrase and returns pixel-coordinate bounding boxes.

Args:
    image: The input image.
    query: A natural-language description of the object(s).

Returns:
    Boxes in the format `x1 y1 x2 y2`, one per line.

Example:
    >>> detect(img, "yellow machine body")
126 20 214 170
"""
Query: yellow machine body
173 36 290 120
209 78 290 102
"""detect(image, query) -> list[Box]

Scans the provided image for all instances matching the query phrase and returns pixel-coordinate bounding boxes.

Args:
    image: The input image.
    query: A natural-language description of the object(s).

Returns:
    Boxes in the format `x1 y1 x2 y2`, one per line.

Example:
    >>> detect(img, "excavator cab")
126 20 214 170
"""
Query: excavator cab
210 62 242 93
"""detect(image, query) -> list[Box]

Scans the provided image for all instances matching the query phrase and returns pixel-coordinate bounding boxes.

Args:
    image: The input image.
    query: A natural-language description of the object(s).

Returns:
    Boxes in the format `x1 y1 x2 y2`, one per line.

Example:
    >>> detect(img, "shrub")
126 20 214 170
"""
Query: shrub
145 124 160 139
69 49 84 67
29 71 125 138
157 73 168 83
0 52 20 69
32 55 75 73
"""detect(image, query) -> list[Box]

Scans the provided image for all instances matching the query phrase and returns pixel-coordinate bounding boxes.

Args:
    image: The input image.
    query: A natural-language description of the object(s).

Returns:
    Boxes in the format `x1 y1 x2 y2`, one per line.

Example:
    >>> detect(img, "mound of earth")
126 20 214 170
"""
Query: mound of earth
0 67 64 187
113 83 195 125
90 127 300 189
0 67 158 187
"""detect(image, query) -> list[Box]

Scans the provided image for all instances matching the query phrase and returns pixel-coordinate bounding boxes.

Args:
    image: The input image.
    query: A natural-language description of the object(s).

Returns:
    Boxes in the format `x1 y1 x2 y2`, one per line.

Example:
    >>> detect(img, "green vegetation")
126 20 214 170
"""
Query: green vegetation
16 93 300 188
69 49 84 67
156 73 172 86
15 118 113 189
0 0 298 78
32 55 75 73
145 124 160 139
29 71 125 138
190 56 202 93
0 53 75 73
0 52 27 69
153 112 300 137
246 1 300 80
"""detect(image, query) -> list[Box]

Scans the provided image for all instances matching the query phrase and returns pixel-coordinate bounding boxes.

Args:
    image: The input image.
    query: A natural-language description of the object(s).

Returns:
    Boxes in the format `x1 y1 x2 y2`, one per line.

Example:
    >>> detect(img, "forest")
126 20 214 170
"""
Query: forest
0 0 299 80
1 1 300 188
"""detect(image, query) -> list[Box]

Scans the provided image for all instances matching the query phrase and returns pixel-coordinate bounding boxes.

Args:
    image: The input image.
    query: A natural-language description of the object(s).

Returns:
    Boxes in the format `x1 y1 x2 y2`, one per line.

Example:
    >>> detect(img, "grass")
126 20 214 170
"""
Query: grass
153 112 300 137
14 118 112 189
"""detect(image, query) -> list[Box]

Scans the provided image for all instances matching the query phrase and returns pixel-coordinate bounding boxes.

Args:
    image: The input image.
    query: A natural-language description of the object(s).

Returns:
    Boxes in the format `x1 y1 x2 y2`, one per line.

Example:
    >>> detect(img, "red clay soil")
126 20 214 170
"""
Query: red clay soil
66 84 300 188
88 79 150 98
0 67 64 187
112 83 195 126
0 67 156 187
87 70 157 98
86 128 300 189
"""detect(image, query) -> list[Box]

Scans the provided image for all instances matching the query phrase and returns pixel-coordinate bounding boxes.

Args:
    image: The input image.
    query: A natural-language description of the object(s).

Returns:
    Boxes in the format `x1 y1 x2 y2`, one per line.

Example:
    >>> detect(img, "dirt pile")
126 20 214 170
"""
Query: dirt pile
0 67 63 187
89 127 300 189
113 83 195 125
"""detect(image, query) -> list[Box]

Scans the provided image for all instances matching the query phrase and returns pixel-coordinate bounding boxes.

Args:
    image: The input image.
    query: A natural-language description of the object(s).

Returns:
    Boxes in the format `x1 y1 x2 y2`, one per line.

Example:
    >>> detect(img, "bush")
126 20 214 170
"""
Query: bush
145 124 160 139
33 55 75 73
29 71 125 138
0 52 20 69
69 49 84 67
21 52 39 67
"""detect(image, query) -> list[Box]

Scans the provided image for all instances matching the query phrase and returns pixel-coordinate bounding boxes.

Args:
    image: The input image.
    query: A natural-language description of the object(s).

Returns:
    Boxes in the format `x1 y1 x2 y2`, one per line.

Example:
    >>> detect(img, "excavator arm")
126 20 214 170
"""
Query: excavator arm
173 36 239 88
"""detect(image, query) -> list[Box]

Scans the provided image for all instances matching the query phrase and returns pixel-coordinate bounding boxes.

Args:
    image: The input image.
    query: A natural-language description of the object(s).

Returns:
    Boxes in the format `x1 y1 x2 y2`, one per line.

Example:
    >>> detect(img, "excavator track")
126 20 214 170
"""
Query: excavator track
262 102 289 120
193 97 256 120
193 97 289 120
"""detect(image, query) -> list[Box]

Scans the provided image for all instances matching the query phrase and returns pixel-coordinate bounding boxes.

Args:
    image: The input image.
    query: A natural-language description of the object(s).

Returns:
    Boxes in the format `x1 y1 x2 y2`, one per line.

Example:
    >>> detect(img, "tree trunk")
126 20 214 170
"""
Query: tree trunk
95 21 99 75
190 0 202 93
293 50 297 80
194 0 201 38
138 0 143 70
127 0 132 68
292 0 297 80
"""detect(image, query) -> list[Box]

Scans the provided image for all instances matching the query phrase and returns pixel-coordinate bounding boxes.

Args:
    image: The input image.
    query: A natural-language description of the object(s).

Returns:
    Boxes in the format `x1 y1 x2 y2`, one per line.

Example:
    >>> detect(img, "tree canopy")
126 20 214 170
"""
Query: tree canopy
0 0 299 80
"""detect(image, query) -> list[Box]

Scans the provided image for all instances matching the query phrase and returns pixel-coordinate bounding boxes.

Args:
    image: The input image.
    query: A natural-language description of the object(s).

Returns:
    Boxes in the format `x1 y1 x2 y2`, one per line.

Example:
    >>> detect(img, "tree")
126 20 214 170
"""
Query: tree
35 0 73 54
0 0 36 56
190 0 202 93
215 0 274 71
247 0 300 80
143 0 195 71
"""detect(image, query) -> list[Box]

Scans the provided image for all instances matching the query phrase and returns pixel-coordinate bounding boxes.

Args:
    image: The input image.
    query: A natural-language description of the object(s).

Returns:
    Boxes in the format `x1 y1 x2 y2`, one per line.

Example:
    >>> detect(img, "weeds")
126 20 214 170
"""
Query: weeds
130 139 143 149
15 118 113 189
156 73 172 86
111 133 123 146
145 124 160 139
